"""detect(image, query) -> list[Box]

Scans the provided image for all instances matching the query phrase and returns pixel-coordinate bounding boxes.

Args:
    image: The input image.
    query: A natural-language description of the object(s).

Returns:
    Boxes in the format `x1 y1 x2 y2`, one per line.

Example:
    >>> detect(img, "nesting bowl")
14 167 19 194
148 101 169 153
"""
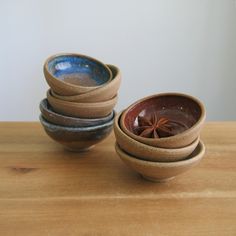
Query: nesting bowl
44 53 112 96
40 114 114 151
114 112 200 162
40 99 115 127
115 141 205 182
120 93 206 148
47 89 118 118
51 64 121 103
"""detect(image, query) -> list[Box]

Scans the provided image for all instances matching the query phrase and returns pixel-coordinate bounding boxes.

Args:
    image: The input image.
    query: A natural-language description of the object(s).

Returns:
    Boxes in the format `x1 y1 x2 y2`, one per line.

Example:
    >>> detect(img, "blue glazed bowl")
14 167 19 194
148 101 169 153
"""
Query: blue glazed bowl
44 53 112 96
39 114 115 152
40 99 115 127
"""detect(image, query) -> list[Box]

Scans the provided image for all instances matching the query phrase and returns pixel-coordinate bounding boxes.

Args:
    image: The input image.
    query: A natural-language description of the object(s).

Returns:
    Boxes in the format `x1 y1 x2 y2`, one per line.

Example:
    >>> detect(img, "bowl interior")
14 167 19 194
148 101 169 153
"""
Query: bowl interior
47 55 111 87
124 94 202 139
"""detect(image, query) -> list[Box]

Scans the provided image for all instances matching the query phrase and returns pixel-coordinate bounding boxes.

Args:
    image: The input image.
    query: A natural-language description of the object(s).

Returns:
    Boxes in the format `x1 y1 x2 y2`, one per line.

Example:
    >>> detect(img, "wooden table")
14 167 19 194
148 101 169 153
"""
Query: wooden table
0 122 235 235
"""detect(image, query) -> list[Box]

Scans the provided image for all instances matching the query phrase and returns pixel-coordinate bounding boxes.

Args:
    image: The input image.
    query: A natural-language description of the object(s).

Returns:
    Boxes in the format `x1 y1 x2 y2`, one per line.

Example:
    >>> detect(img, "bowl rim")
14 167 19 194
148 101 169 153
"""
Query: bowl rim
40 98 115 123
120 92 206 142
50 64 121 100
43 53 112 89
115 140 205 167
47 89 118 107
115 111 200 153
39 114 115 131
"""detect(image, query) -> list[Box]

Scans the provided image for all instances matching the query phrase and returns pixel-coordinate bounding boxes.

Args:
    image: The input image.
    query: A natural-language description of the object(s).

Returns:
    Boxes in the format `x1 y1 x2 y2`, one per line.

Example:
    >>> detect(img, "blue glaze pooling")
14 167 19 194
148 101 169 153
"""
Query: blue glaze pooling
47 55 110 86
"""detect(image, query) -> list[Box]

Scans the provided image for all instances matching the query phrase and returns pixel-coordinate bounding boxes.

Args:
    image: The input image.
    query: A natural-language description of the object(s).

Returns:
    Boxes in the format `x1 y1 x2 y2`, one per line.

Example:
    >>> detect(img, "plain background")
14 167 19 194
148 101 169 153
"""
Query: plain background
0 0 235 121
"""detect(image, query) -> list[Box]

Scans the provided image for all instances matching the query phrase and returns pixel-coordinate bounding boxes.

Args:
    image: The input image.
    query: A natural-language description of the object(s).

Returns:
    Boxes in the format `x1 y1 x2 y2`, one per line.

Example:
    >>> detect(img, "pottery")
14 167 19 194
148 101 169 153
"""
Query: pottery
44 53 112 96
51 64 121 103
39 115 114 151
114 112 200 162
40 99 115 127
115 140 205 182
47 90 118 118
120 93 206 148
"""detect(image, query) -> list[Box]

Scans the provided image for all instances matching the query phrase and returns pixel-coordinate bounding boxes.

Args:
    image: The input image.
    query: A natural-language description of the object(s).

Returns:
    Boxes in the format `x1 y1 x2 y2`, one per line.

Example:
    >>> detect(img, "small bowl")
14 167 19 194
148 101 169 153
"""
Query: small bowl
115 140 205 182
114 112 199 162
47 90 118 118
44 53 112 95
51 64 121 102
40 99 115 127
120 93 206 148
39 115 114 151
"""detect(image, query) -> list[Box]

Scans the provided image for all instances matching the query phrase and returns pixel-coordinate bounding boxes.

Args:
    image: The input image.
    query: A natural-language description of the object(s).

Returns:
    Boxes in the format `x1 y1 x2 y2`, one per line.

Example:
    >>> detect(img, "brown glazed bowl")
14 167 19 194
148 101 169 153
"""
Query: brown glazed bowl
43 53 112 96
114 112 200 162
47 90 118 118
115 140 205 182
40 99 115 127
39 115 114 152
120 93 206 148
51 64 121 103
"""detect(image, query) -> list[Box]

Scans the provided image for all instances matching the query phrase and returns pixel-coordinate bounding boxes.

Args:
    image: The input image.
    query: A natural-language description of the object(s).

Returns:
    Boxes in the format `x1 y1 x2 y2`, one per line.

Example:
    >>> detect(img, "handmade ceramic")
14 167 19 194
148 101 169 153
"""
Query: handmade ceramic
40 99 115 127
114 112 200 162
39 115 114 151
115 140 205 182
51 64 121 103
44 53 112 95
120 93 206 148
47 90 118 118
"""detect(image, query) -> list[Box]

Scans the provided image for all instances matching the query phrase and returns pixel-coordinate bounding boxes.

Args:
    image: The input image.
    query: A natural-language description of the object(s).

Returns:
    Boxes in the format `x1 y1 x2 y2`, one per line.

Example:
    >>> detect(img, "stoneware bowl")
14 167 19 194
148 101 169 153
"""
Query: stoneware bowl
115 140 205 182
44 53 112 96
120 93 206 148
39 115 114 151
40 98 115 127
114 112 200 162
47 90 118 118
51 64 121 103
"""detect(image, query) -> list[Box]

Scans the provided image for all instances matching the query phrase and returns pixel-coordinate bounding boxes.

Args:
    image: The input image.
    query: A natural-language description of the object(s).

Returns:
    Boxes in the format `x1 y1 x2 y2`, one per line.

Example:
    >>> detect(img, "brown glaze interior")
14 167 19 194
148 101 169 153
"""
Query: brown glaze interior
124 95 202 139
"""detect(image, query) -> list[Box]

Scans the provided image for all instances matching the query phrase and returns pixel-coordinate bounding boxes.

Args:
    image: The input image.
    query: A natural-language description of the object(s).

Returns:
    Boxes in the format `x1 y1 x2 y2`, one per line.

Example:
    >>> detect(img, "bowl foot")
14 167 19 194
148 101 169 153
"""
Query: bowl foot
65 145 95 152
141 175 175 183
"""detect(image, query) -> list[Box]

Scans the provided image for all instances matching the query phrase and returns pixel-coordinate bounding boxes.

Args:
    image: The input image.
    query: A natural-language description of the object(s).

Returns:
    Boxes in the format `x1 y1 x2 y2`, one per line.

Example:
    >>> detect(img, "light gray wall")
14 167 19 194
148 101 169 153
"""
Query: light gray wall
0 0 235 121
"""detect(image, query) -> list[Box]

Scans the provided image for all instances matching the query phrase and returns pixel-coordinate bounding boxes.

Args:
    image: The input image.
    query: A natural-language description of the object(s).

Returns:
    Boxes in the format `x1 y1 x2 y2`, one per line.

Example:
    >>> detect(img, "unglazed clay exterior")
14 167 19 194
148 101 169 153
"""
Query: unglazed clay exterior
40 99 115 127
114 112 200 162
115 141 205 182
120 93 206 148
40 115 114 151
51 64 121 103
44 53 112 96
47 90 118 118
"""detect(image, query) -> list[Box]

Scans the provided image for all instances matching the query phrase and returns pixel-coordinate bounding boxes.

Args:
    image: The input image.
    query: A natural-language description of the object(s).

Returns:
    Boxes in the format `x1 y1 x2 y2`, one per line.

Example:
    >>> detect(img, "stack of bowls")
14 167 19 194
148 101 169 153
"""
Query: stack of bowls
39 53 121 151
114 93 206 182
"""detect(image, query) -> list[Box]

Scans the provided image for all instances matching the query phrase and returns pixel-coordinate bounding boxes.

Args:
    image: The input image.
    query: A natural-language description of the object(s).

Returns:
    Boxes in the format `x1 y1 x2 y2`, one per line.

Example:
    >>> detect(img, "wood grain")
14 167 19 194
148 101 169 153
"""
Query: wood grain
0 122 236 235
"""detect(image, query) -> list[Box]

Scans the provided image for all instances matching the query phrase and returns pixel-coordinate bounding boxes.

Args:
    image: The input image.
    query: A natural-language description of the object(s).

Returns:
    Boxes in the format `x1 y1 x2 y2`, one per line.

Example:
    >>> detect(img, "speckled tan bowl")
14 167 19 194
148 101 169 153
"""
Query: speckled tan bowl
51 64 121 102
120 93 206 148
115 140 205 182
44 53 112 96
47 89 117 118
114 112 200 162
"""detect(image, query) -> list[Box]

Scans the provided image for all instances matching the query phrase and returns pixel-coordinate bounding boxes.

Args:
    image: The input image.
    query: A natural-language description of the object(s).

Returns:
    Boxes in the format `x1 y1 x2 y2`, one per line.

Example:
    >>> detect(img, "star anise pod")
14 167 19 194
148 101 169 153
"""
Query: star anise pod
134 113 188 139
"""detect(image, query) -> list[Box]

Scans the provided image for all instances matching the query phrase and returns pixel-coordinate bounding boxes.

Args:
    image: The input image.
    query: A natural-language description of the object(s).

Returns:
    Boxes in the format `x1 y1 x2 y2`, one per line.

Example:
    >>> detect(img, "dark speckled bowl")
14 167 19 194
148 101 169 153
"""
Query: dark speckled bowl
44 53 112 96
40 98 114 127
120 93 206 148
39 114 114 152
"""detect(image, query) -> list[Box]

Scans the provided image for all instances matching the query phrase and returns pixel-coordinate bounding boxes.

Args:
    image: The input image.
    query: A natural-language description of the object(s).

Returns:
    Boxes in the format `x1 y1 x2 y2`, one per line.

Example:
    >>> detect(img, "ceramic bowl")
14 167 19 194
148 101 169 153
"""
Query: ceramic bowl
39 98 115 127
51 64 121 103
115 140 205 182
120 93 206 148
44 53 112 96
39 115 114 151
114 112 199 162
47 90 118 118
